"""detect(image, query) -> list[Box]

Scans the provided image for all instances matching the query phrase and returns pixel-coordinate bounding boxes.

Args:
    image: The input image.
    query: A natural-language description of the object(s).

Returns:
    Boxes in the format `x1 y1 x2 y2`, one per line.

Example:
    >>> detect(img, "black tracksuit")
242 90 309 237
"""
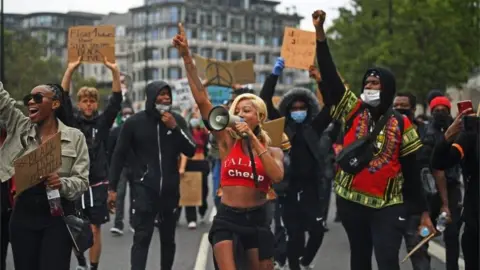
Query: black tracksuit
260 75 336 270
109 81 196 270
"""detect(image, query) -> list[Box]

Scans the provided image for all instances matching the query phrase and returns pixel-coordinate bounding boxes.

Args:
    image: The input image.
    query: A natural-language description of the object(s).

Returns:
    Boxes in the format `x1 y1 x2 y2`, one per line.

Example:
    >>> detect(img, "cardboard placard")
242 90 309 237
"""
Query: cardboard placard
281 27 316 70
68 25 116 63
263 117 286 148
179 172 202 206
194 54 255 87
207 85 232 106
13 133 62 196
171 78 195 111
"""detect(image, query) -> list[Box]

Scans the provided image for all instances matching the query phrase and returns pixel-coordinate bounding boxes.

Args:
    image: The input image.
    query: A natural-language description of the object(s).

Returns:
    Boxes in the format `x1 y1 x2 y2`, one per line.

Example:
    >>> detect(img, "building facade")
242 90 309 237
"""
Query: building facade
128 0 307 108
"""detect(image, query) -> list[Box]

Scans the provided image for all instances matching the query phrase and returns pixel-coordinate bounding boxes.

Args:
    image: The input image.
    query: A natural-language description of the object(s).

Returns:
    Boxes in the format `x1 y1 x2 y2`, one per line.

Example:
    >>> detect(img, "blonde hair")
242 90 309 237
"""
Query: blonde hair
228 93 271 146
77 86 99 101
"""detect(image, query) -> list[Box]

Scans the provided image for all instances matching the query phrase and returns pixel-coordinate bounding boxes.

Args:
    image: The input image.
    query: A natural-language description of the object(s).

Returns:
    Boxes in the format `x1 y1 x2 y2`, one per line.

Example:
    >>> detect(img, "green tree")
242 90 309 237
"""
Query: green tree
327 0 480 103
4 30 65 100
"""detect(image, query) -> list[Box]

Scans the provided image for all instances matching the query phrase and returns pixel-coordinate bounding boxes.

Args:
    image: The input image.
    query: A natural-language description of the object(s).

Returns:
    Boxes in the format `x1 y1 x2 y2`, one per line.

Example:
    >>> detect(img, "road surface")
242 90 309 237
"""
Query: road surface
5 185 460 269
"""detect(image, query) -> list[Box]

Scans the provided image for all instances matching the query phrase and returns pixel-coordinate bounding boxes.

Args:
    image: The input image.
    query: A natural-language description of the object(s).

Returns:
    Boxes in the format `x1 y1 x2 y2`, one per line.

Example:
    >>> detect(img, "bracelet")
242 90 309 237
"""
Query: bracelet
258 149 268 157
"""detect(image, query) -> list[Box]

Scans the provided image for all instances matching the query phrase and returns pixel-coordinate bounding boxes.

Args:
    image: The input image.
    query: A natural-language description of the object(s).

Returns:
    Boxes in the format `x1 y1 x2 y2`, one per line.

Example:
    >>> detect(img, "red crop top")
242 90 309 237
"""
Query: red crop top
220 140 271 193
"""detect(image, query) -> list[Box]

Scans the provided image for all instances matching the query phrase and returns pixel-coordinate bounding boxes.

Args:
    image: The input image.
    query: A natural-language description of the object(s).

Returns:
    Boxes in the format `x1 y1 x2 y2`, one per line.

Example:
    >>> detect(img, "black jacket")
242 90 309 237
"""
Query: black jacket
260 74 337 216
108 81 196 209
65 92 123 185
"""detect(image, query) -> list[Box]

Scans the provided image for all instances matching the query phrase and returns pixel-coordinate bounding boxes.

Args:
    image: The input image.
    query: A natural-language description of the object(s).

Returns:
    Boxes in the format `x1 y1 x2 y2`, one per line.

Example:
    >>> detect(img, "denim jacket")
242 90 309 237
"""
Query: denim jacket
0 83 89 200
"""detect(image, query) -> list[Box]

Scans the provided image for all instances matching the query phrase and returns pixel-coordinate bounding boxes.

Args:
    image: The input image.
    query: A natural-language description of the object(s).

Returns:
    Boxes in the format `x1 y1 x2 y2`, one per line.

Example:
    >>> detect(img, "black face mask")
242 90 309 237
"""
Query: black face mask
395 108 412 119
432 111 452 129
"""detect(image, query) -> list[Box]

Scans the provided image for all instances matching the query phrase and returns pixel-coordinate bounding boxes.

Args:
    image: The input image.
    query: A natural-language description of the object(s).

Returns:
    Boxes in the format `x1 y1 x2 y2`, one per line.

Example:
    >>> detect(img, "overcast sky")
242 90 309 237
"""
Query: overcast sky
5 0 351 30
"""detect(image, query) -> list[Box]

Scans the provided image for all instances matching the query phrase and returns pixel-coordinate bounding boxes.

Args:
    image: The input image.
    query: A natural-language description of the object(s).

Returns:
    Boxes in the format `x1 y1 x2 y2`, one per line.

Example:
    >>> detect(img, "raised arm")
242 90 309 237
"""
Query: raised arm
0 82 31 135
173 23 232 157
312 10 346 106
259 57 284 120
61 57 82 93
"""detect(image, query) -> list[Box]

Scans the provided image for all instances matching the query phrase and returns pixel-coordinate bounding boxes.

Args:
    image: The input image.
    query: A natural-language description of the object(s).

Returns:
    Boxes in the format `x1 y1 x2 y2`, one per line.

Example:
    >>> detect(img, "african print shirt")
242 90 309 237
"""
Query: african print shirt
331 90 422 208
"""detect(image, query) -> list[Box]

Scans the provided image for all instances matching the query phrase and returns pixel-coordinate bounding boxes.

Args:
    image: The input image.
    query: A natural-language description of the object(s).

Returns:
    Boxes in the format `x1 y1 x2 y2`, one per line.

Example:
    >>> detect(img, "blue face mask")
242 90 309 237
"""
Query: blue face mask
290 110 307 123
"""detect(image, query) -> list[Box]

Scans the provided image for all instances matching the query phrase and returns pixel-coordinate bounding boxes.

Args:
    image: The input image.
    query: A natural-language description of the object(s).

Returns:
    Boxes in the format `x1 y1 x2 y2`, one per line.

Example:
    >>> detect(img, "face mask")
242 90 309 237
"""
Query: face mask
395 108 412 118
290 110 307 123
156 104 171 114
432 111 451 129
189 118 200 127
361 89 381 107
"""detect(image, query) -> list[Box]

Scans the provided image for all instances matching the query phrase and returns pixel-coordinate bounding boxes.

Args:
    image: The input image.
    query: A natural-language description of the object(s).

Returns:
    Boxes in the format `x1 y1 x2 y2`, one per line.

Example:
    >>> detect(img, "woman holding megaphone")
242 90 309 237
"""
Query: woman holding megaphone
173 23 284 270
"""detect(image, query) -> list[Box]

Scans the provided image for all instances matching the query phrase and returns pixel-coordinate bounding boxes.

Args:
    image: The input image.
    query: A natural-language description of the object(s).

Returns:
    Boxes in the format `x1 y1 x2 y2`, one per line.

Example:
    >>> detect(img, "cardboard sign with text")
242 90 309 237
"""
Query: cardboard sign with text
281 27 316 70
68 25 116 63
263 117 286 148
13 133 62 196
171 78 195 111
179 172 202 207
194 54 255 87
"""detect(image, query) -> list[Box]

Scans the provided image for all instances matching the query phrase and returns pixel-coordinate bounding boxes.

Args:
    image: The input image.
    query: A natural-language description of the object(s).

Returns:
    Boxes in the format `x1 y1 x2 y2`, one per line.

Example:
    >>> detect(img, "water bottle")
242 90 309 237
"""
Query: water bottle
420 226 430 237
46 186 64 217
436 212 448 232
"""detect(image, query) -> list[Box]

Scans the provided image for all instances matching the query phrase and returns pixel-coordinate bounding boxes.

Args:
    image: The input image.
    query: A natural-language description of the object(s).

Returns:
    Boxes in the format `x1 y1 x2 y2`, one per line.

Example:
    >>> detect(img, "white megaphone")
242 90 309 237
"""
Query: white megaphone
207 106 242 131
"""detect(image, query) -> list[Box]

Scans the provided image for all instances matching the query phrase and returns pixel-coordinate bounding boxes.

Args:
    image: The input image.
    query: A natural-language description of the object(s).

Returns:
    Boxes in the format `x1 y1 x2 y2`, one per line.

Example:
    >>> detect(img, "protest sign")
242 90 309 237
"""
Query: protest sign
207 86 232 106
179 172 202 206
171 78 195 111
68 25 116 63
13 133 62 196
263 117 286 148
281 27 316 70
194 54 255 87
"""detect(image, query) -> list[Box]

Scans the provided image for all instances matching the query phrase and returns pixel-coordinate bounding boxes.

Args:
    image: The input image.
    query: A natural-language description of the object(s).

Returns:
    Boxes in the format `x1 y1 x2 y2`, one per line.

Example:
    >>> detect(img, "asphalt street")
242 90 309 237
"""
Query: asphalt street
5 181 460 270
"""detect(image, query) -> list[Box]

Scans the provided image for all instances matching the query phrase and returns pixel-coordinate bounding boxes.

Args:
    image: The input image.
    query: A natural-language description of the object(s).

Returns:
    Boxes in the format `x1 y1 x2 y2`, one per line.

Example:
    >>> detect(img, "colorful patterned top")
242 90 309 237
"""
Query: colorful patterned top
332 90 422 208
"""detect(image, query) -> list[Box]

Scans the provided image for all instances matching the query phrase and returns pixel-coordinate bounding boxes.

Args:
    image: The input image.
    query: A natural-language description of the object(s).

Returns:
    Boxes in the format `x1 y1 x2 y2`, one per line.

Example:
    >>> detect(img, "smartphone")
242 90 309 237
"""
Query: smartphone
457 100 473 113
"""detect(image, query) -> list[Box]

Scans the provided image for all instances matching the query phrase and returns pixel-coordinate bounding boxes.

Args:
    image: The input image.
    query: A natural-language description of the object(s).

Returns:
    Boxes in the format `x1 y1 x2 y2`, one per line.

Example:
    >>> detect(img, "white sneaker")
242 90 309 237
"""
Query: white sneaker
300 264 314 270
274 261 286 270
188 221 197 229
76 266 88 270
198 215 206 224
130 227 135 233
110 227 124 236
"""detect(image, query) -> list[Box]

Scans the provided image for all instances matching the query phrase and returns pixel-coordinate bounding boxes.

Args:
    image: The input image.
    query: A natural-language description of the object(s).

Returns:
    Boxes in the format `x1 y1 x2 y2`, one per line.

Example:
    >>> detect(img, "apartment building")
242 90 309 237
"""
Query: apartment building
128 0 307 106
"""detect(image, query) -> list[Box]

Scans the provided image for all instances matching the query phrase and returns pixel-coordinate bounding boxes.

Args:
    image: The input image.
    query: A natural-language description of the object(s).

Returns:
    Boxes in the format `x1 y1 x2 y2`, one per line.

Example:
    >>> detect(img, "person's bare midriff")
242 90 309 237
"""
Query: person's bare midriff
220 186 267 208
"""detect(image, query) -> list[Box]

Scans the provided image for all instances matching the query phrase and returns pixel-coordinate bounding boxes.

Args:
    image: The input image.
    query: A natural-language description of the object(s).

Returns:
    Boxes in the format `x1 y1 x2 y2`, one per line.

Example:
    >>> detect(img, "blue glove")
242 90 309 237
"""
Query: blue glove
272 57 285 76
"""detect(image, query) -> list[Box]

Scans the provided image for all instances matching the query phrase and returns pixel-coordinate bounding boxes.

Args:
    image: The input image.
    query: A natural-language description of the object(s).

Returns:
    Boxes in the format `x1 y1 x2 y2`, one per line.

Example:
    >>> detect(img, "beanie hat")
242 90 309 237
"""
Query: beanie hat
429 96 451 111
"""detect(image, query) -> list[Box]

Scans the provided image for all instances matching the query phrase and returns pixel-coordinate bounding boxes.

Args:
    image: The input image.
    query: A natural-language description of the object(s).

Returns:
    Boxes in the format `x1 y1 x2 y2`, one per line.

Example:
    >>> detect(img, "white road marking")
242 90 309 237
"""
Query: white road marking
428 241 465 269
194 233 210 270
209 206 217 223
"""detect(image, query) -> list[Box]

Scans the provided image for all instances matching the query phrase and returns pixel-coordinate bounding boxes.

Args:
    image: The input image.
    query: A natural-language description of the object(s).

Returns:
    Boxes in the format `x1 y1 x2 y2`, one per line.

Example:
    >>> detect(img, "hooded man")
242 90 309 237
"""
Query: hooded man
108 81 196 270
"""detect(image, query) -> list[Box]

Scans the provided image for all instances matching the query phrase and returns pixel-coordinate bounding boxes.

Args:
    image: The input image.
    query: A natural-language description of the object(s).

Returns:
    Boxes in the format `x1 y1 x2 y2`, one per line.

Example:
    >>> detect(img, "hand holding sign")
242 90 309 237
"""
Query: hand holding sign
44 172 62 190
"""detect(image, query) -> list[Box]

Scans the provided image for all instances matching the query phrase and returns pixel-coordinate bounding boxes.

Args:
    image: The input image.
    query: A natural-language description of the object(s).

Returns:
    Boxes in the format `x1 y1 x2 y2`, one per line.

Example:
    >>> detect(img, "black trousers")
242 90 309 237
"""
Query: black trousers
272 197 287 266
338 197 406 270
283 191 326 270
9 211 72 270
461 194 479 270
0 210 10 270
115 168 134 230
430 185 463 270
130 187 178 270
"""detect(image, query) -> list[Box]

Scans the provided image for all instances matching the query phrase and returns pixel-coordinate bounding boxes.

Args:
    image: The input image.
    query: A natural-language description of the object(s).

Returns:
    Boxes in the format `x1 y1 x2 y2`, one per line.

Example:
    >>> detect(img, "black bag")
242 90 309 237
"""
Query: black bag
64 212 94 253
336 107 394 175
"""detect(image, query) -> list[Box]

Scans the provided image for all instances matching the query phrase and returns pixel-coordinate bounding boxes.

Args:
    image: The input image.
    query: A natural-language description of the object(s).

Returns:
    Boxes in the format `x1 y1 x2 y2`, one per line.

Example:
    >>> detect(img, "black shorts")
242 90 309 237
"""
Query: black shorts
209 203 274 260
79 185 110 226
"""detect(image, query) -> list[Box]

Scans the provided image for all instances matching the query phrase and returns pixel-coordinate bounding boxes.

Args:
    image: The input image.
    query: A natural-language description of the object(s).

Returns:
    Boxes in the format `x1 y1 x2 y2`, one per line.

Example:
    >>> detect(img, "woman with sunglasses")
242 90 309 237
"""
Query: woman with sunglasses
0 82 89 270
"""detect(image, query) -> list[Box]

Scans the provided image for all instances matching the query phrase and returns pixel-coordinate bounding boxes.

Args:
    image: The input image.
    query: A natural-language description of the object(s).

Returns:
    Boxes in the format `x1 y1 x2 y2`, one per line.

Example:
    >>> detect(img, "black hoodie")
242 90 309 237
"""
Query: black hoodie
108 81 196 209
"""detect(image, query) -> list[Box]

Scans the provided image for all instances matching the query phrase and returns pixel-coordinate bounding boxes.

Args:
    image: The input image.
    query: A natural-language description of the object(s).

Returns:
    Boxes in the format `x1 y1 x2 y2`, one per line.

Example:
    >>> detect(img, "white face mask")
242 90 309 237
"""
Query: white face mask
361 89 381 107
155 104 171 114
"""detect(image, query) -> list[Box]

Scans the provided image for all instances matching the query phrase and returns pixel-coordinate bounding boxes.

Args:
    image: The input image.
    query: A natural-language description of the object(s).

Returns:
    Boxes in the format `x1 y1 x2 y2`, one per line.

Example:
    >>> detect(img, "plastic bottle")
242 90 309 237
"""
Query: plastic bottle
436 212 448 232
419 226 430 237
46 186 64 217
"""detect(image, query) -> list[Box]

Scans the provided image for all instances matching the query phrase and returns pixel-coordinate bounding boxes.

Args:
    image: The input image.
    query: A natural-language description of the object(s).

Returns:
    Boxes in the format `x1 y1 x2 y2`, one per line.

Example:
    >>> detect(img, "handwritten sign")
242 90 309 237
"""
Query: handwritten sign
194 54 255 87
207 86 232 106
179 172 202 206
171 78 195 111
68 25 116 63
13 133 62 196
281 27 316 70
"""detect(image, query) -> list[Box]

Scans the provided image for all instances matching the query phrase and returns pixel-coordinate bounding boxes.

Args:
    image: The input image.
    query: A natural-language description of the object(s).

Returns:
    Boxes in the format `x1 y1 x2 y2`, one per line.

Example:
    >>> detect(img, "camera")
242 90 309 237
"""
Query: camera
462 115 480 134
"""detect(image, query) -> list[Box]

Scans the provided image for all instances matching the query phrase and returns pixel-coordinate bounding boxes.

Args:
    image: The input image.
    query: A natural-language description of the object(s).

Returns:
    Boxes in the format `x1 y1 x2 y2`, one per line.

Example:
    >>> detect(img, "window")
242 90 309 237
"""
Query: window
167 27 177 38
231 32 242 44
116 26 126 37
169 7 179 23
218 15 227 27
168 47 179 59
152 68 160 80
257 35 265 46
216 32 227 42
230 17 242 29
285 74 294 85
256 72 266 83
216 49 227 60
190 46 198 54
272 37 280 47
231 51 242 61
200 48 213 58
152 49 161 60
168 67 181 80
259 53 269 65
200 30 213 40
246 34 255 45
206 14 213 26
246 53 256 62
246 17 255 29
151 30 160 40
186 11 197 24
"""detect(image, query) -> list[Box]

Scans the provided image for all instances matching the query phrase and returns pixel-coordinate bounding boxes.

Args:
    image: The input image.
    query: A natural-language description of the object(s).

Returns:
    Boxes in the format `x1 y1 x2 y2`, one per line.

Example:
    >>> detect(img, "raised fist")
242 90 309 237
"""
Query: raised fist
312 10 326 30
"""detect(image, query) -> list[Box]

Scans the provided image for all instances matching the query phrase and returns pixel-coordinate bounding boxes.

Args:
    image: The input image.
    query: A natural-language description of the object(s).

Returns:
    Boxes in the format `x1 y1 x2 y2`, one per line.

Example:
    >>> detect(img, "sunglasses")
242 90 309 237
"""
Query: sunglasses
22 93 53 106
